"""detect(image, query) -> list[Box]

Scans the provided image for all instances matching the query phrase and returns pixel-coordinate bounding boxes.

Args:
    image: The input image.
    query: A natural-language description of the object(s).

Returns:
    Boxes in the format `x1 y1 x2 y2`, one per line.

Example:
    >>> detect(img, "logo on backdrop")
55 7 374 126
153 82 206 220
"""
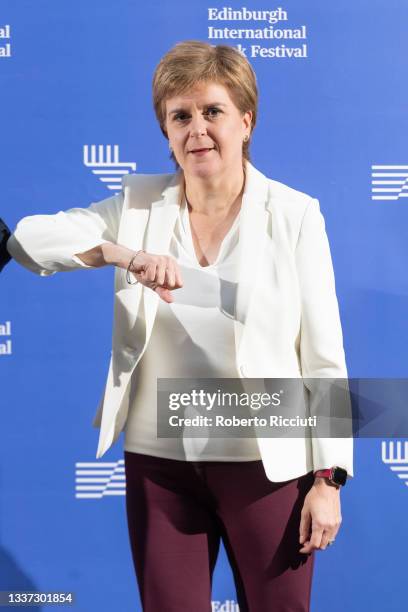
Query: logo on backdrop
0 320 12 355
211 601 239 611
371 165 408 200
83 145 136 193
75 459 126 499
0 24 11 58
206 7 308 59
382 440 408 489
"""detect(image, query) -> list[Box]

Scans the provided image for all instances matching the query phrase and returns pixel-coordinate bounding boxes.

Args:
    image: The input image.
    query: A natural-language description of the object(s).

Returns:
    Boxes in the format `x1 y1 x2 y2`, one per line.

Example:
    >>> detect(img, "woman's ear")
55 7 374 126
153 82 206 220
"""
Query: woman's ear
243 110 253 132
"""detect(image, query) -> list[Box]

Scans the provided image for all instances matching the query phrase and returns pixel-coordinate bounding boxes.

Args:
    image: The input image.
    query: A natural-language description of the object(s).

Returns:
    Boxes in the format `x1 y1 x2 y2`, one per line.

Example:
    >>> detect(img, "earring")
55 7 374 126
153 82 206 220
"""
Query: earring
169 142 173 152
243 135 249 143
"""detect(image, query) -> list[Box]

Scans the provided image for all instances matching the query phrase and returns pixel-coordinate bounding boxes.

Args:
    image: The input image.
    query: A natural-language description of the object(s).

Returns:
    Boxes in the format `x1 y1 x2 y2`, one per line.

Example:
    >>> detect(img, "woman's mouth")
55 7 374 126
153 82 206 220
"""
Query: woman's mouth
190 147 215 156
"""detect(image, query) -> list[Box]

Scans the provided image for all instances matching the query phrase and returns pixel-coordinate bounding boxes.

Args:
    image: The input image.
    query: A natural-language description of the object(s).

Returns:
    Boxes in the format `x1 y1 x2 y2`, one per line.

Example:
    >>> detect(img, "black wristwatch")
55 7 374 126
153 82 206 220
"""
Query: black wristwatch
313 467 348 488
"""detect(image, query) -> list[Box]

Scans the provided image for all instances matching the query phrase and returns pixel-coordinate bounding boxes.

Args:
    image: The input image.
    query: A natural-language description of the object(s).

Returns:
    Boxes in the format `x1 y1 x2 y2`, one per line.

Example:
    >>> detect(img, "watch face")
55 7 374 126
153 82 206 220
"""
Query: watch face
333 467 348 486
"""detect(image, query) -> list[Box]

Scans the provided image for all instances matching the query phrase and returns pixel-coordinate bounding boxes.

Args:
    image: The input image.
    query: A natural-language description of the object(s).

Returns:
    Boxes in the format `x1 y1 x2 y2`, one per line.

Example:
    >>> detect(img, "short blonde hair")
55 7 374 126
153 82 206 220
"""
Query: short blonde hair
152 40 258 166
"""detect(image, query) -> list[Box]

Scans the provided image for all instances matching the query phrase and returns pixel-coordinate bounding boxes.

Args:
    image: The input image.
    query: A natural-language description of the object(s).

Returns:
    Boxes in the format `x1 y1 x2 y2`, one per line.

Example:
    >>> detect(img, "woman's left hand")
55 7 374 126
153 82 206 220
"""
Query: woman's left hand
298 477 342 554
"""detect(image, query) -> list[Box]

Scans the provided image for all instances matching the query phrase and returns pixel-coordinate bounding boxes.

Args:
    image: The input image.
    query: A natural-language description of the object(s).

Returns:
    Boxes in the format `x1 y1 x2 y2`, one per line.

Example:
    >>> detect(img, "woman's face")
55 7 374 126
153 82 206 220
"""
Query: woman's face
164 81 252 180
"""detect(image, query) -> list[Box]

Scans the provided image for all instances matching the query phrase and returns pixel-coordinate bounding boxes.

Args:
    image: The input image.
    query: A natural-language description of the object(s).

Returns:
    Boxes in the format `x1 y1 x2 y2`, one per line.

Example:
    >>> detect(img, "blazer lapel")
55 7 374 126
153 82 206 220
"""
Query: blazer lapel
234 162 271 360
142 172 183 345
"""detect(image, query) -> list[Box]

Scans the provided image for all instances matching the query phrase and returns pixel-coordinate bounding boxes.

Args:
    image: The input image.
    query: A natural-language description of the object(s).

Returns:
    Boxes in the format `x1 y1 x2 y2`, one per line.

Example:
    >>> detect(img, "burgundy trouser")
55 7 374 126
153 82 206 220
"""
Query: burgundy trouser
124 451 315 612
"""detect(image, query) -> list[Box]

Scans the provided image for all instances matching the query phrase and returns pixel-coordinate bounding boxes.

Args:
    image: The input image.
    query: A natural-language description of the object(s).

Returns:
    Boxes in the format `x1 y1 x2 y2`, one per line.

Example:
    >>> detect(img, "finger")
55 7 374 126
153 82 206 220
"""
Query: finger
321 515 342 550
299 534 315 554
156 259 168 286
309 525 324 551
144 262 158 283
299 539 313 554
164 262 176 288
156 286 173 303
174 264 184 288
319 530 335 550
300 525 323 554
299 512 311 545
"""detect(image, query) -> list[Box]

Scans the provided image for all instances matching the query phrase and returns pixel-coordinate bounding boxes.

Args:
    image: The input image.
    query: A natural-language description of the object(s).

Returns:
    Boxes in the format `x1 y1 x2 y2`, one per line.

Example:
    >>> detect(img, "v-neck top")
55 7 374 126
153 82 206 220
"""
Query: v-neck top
123 198 262 461
180 196 242 267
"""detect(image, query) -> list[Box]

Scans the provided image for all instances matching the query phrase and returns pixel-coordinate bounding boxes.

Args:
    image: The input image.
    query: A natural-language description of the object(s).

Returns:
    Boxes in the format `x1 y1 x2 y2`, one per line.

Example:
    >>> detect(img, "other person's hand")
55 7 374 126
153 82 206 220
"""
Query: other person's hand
0 217 12 273
129 251 183 304
298 478 342 554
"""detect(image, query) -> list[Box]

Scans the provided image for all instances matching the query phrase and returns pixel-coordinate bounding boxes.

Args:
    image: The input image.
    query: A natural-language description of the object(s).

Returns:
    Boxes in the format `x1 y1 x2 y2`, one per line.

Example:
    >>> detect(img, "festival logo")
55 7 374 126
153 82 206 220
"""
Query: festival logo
75 459 126 499
371 165 408 200
83 145 136 192
382 440 408 489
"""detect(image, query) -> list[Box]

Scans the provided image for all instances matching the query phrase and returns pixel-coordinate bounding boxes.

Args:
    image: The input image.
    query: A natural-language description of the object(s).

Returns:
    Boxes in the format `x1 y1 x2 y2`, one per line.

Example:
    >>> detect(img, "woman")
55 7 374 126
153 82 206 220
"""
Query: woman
7 41 353 611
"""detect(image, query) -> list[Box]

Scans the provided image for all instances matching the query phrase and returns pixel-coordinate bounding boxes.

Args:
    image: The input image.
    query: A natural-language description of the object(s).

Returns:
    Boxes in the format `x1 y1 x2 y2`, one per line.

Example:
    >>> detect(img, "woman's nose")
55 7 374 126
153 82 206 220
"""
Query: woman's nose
189 113 207 137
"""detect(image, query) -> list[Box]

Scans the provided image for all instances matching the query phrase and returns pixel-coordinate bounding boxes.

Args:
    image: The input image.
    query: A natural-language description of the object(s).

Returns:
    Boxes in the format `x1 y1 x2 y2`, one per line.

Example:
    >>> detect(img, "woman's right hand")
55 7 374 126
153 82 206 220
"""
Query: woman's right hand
129 251 183 304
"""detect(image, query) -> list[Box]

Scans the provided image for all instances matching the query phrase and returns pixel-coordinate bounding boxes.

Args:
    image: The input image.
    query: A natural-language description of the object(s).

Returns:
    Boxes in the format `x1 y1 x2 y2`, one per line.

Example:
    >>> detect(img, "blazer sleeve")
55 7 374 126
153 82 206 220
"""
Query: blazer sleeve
6 191 124 276
295 197 354 477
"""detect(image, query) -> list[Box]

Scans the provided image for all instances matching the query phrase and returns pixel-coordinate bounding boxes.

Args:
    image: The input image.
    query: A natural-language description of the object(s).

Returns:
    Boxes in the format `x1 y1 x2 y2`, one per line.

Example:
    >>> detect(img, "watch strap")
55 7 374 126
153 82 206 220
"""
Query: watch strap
314 467 347 487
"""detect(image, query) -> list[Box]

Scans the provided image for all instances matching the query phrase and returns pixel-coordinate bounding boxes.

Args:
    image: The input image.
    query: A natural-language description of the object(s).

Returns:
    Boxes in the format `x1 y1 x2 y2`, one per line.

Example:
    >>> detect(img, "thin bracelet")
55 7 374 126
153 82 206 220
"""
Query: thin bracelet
126 249 145 285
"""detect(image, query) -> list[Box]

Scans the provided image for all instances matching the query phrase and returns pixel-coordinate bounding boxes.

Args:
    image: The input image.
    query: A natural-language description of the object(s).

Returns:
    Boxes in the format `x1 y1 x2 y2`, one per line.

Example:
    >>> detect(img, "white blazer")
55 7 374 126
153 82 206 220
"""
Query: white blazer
7 160 353 482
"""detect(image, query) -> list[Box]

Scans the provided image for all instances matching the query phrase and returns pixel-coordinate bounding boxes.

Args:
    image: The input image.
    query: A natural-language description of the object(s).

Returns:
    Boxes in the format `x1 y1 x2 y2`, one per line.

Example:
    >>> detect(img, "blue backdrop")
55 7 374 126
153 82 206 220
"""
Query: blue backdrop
1 1 407 610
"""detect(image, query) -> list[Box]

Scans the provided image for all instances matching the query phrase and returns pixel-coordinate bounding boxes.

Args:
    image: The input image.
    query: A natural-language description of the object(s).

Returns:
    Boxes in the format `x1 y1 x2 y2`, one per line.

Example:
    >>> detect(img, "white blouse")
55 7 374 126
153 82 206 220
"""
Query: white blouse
123 197 261 461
